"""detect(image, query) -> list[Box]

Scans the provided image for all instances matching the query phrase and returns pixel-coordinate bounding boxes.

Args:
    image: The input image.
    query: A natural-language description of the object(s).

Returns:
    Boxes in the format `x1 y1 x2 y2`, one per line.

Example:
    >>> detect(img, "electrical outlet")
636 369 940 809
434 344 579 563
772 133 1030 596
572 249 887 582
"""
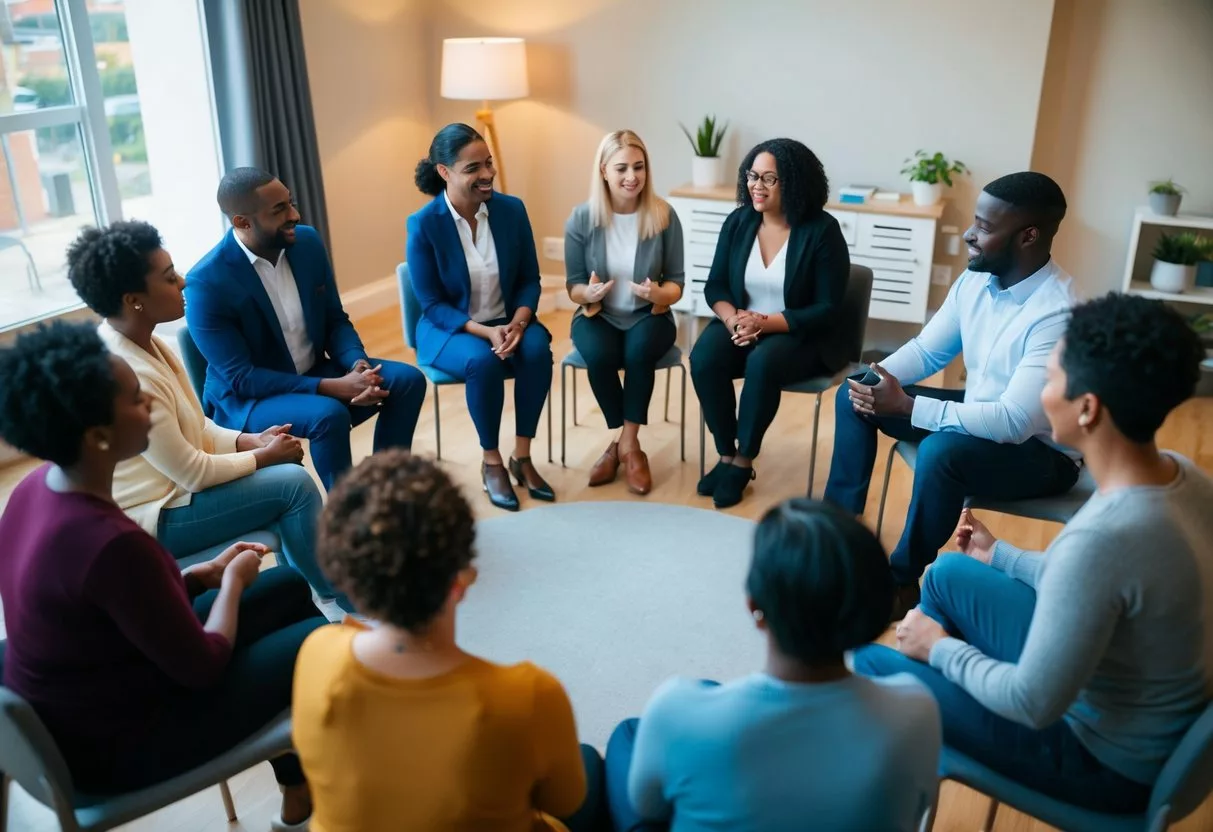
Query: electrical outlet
931 264 953 286
542 237 564 261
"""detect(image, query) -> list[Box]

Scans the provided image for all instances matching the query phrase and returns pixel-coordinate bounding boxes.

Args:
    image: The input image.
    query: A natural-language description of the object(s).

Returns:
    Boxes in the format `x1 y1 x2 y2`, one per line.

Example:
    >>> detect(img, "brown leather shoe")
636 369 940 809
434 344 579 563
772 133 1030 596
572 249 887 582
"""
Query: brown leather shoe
482 462 519 511
588 441 620 487
623 449 652 495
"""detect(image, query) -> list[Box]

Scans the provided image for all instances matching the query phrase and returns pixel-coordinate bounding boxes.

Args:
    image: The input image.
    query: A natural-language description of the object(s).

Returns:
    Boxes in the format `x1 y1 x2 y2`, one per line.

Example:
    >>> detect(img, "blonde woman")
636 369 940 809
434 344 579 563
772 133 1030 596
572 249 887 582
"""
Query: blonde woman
564 130 684 494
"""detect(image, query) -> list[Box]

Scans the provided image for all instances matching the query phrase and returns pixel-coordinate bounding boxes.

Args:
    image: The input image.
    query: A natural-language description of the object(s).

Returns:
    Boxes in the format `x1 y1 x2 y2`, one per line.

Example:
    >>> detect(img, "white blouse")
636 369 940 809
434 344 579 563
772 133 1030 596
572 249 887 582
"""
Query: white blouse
444 190 506 323
744 235 787 315
604 212 639 312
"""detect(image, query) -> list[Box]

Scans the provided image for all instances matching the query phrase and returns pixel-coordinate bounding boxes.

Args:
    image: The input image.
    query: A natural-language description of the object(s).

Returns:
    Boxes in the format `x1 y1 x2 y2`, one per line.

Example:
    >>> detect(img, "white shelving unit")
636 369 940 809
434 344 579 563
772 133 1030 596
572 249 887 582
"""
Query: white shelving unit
1122 208 1213 305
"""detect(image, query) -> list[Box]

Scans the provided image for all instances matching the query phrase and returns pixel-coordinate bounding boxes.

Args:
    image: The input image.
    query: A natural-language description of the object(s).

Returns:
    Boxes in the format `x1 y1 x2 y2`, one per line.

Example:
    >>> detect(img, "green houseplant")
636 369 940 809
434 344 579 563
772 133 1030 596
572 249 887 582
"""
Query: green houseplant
1148 179 1186 216
1150 232 1212 293
901 150 969 206
680 114 728 187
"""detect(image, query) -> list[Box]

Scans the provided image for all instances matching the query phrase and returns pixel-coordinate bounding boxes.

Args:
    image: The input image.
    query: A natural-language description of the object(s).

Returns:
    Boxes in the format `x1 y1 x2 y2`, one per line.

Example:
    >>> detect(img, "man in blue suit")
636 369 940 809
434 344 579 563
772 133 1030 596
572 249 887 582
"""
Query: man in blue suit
186 168 426 490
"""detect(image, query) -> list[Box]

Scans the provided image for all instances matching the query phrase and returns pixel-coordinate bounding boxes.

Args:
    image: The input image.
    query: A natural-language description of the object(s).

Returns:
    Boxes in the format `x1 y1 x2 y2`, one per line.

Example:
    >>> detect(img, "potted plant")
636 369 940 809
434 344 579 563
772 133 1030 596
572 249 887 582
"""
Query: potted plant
1148 179 1185 216
901 150 969 206
680 115 728 188
1150 232 1211 294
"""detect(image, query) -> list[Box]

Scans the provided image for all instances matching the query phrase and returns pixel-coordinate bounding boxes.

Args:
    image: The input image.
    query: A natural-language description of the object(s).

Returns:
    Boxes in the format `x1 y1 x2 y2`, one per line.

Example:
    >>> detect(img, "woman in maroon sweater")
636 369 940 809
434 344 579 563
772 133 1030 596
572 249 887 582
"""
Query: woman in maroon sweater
0 321 323 829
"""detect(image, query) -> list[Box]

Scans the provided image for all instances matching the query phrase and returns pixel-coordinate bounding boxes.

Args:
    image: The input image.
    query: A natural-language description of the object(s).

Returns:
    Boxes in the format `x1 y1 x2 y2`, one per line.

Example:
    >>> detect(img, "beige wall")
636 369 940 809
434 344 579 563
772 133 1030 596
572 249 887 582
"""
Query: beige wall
298 0 433 291
1031 0 1213 297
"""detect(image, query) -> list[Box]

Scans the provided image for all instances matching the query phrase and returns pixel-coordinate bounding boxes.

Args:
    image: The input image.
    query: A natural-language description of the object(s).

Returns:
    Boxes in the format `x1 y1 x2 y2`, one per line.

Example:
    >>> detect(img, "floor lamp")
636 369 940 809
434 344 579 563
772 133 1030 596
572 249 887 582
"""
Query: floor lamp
440 37 529 194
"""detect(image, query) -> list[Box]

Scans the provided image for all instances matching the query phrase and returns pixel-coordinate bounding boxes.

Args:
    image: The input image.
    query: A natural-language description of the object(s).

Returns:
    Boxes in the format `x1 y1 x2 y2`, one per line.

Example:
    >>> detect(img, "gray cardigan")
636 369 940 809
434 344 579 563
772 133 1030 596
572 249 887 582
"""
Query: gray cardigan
563 201 684 330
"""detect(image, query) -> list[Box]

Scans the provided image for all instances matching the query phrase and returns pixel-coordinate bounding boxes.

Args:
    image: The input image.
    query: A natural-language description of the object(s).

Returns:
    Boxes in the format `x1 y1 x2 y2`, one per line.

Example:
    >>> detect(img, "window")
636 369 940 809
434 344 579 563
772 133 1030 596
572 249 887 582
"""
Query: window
0 0 223 332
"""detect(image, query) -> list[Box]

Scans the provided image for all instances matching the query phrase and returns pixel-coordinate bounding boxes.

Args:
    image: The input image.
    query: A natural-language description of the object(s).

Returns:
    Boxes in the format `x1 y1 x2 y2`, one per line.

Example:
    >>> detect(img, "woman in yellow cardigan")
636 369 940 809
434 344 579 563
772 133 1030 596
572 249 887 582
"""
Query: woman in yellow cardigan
66 222 349 615
294 450 605 832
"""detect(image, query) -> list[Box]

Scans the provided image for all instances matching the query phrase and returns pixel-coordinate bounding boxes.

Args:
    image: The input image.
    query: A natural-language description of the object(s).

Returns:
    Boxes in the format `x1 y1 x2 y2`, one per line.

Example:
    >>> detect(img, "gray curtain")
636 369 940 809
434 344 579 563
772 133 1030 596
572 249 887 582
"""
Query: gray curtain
204 0 331 254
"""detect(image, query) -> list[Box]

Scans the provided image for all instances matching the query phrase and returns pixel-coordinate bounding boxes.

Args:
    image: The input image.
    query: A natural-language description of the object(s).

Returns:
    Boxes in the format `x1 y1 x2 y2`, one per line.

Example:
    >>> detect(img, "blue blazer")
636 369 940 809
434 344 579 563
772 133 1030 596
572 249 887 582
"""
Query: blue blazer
405 192 547 363
184 225 367 429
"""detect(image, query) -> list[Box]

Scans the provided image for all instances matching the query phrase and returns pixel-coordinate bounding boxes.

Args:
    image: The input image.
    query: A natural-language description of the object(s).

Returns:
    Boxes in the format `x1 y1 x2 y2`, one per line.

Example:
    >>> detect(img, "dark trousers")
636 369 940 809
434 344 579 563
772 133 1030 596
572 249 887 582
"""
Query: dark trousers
604 718 668 832
246 357 426 490
822 383 1079 585
571 313 677 428
853 554 1152 814
562 743 609 832
428 319 553 451
81 567 326 793
690 321 826 458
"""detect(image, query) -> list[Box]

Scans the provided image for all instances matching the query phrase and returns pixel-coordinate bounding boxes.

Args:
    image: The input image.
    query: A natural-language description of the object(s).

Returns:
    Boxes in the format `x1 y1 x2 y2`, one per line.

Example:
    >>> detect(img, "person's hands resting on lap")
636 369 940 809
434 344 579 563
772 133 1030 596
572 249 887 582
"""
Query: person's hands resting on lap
895 608 949 663
847 363 914 418
183 541 270 590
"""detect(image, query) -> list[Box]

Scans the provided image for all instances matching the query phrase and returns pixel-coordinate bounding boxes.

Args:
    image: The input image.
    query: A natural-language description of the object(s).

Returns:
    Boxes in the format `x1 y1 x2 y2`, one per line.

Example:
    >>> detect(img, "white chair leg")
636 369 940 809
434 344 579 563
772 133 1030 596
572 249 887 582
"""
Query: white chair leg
980 797 999 832
219 780 237 822
875 443 898 538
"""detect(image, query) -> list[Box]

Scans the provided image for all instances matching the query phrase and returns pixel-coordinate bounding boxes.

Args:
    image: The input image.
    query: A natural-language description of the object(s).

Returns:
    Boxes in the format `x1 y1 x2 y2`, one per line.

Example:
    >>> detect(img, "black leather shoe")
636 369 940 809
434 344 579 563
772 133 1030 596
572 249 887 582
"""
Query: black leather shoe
890 582 922 623
482 462 519 511
712 464 755 509
697 460 731 496
508 456 556 502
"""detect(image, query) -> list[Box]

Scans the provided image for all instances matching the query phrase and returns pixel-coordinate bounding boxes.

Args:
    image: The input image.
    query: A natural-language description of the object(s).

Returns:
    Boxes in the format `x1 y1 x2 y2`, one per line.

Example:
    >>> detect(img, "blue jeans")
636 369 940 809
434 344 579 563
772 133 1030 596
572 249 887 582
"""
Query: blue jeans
605 718 669 832
156 464 352 612
823 383 1079 585
852 553 1152 814
246 357 426 491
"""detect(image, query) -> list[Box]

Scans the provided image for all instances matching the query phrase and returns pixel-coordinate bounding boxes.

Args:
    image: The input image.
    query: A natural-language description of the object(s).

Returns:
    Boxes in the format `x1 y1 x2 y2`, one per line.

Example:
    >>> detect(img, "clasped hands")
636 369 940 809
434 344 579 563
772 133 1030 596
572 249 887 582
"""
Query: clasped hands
182 540 268 591
725 311 768 347
846 363 914 418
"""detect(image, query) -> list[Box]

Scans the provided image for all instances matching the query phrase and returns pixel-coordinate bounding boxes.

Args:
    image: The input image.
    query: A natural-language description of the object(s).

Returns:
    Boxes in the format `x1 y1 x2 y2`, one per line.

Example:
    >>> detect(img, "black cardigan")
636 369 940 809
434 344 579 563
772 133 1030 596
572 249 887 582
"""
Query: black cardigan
703 206 851 365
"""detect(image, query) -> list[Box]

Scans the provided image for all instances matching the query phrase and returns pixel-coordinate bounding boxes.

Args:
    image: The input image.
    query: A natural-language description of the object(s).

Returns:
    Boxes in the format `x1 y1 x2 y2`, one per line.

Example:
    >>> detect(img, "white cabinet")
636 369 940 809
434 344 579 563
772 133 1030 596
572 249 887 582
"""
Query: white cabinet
668 187 941 325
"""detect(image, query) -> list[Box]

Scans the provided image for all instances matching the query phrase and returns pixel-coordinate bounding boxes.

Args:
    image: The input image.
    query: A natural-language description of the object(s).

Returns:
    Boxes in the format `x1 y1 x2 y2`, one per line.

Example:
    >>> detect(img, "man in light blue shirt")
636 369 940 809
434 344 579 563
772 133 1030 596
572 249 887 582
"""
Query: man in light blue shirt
824 172 1080 619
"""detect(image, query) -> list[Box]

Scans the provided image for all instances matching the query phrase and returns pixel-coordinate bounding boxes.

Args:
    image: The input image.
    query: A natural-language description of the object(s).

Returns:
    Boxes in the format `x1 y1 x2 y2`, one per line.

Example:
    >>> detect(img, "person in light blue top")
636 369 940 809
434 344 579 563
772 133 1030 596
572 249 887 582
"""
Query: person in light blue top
604 499 941 832
824 171 1081 621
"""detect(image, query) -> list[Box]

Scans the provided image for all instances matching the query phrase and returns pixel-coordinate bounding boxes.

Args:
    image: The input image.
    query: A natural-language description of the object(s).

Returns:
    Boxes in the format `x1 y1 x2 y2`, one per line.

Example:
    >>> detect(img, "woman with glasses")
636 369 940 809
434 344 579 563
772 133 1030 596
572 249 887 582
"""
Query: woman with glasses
690 138 851 508
564 130 684 494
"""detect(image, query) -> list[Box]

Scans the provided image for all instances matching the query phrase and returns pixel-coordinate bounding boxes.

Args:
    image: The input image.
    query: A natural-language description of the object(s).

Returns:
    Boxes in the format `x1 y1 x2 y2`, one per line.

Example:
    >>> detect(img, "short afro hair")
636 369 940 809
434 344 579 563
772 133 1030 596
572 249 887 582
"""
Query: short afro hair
66 221 163 318
1061 293 1204 443
747 499 893 664
217 166 276 218
736 138 830 227
0 321 118 467
983 171 1067 232
317 450 476 629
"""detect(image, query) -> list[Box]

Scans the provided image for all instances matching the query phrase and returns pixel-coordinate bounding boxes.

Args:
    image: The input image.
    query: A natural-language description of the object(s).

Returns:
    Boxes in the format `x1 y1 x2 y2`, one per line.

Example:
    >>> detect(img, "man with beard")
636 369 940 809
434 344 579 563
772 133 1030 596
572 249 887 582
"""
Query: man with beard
823 172 1080 621
186 168 425 491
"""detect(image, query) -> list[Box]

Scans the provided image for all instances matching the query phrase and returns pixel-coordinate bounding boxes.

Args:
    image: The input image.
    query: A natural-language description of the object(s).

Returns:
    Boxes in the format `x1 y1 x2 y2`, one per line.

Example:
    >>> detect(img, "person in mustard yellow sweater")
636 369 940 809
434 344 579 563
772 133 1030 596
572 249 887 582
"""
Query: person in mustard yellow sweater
293 449 605 832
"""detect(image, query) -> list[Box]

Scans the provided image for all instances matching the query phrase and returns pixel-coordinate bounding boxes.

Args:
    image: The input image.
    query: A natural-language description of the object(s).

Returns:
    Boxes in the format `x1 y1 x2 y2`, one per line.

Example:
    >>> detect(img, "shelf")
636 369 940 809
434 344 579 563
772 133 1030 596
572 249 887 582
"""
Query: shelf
668 183 947 220
1127 281 1213 306
1134 208 1213 232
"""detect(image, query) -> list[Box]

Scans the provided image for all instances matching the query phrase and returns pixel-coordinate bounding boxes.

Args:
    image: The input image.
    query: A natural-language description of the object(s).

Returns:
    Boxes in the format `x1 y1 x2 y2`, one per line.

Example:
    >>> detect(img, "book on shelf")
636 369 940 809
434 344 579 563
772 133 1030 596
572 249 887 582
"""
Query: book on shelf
837 186 876 204
873 190 902 202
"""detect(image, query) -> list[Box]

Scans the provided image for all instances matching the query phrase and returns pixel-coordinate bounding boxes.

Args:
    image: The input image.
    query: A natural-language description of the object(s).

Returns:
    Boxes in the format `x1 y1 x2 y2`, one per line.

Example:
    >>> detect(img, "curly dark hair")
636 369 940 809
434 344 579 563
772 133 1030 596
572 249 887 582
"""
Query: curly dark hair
1061 293 1204 443
66 221 163 318
736 138 830 226
318 450 477 629
747 499 892 664
0 321 117 467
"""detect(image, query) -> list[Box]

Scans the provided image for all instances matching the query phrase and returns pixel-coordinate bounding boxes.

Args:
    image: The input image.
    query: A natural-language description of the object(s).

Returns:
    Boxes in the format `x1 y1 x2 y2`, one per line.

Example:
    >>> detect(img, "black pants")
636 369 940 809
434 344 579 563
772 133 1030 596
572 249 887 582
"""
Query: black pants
690 321 826 458
562 743 608 832
81 567 326 793
572 313 677 428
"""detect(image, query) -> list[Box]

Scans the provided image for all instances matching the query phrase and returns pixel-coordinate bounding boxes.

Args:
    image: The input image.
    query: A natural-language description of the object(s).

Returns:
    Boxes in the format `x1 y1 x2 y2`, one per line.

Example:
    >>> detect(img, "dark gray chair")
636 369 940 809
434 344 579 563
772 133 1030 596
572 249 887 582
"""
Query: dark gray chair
559 345 687 467
697 264 875 497
397 262 552 462
175 327 210 414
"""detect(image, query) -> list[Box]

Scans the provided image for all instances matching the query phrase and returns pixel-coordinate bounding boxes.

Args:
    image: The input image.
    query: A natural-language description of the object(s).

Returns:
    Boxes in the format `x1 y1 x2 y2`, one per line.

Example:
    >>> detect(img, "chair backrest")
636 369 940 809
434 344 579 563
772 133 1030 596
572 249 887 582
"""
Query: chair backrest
1148 700 1213 823
396 263 421 351
0 687 82 831
840 265 874 365
176 327 209 405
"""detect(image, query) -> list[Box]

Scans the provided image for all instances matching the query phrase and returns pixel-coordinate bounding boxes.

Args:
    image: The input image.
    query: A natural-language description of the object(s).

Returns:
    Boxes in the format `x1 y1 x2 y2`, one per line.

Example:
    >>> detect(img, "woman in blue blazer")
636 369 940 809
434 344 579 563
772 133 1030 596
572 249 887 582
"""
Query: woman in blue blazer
407 123 554 511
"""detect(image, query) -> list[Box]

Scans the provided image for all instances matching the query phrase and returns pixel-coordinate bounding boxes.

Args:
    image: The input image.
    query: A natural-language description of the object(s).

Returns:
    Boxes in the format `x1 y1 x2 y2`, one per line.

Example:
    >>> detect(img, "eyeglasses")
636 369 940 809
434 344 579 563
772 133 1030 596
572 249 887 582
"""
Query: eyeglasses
745 170 779 188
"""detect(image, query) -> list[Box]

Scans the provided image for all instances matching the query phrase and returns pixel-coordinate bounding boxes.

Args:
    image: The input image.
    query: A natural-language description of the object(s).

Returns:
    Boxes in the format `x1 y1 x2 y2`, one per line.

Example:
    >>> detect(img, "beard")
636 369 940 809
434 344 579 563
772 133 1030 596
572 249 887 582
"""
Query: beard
252 220 297 251
968 243 1014 276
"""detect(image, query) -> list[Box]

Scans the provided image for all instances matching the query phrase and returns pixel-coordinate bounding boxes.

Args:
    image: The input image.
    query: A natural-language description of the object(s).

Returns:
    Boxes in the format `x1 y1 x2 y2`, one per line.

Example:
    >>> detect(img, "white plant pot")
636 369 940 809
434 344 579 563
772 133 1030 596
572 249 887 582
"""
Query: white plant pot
692 156 725 188
1150 259 1195 294
911 181 942 206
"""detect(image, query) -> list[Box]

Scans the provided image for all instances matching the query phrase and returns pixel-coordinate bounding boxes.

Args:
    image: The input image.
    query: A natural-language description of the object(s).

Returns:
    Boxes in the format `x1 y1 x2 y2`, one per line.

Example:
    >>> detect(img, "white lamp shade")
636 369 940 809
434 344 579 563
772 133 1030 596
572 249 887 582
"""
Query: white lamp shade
440 37 529 101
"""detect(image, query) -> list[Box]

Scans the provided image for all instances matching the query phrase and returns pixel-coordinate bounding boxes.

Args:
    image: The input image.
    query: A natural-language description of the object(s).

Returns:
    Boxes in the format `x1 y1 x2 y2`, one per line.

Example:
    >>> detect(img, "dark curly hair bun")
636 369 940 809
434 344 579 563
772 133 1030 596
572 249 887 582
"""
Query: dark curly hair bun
66 221 163 318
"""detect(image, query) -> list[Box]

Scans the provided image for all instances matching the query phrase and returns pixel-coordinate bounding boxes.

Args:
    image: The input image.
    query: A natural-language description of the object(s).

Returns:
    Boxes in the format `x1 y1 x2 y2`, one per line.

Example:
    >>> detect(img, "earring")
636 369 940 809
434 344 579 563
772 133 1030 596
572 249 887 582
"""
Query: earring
133 303 144 312
97 440 110 451
1078 413 1090 427
752 609 764 622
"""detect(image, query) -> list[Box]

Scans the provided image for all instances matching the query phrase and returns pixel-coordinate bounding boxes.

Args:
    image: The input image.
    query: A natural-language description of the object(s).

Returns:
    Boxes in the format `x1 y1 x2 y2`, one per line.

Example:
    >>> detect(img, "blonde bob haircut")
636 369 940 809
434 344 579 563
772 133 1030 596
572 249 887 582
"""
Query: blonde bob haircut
588 129 670 241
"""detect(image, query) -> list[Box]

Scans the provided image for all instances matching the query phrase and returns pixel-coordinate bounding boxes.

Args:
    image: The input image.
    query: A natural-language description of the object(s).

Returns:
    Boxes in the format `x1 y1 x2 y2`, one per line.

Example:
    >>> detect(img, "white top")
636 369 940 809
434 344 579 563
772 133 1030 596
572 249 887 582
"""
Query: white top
234 232 315 374
881 259 1078 450
604 212 639 313
743 236 787 315
444 190 506 323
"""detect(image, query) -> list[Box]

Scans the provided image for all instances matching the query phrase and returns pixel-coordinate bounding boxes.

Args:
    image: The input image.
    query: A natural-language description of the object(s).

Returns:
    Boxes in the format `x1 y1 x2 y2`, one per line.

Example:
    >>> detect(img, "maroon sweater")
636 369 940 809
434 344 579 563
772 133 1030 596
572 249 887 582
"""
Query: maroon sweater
0 466 231 774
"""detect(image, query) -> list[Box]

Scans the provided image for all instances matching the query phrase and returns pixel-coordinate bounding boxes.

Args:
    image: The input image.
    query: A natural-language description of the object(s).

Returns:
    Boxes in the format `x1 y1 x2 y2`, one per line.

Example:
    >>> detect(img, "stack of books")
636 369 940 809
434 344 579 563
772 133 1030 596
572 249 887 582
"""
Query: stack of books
838 186 904 205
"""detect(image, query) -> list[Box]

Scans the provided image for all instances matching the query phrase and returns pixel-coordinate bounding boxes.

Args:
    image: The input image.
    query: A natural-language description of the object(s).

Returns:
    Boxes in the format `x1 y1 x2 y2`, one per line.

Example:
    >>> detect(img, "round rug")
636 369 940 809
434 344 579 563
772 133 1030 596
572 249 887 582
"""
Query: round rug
459 501 762 748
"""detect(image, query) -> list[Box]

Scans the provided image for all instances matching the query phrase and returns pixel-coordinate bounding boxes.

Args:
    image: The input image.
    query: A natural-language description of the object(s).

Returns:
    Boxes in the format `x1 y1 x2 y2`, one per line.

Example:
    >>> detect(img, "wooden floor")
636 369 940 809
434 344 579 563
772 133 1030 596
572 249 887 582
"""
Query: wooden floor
3 305 1213 831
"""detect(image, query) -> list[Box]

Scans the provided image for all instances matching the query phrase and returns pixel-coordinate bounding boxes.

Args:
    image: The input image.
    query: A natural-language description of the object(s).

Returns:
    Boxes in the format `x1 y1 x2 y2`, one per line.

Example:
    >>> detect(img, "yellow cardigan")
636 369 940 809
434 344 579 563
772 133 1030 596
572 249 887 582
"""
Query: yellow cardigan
100 322 258 535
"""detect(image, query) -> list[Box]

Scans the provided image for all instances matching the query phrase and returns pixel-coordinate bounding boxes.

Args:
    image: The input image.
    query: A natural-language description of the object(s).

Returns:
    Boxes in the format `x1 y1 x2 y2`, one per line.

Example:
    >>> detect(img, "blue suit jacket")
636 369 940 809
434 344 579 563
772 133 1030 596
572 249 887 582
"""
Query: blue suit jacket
405 192 546 363
184 225 367 429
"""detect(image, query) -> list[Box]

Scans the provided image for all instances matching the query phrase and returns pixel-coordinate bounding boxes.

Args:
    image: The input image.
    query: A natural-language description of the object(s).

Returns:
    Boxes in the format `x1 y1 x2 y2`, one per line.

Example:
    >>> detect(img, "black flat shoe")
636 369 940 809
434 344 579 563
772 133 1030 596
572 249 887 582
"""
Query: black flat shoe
508 456 556 502
712 464 755 509
482 462 520 511
697 460 731 496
